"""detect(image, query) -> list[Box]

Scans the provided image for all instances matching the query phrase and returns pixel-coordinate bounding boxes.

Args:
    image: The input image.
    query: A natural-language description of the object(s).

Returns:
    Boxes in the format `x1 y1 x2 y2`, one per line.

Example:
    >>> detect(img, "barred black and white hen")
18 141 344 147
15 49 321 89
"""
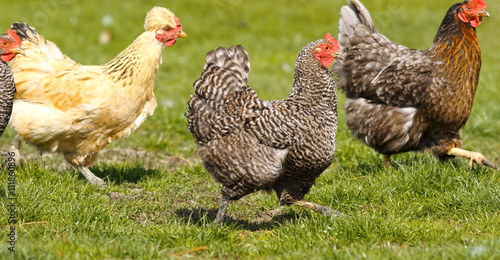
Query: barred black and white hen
0 30 24 137
187 34 342 224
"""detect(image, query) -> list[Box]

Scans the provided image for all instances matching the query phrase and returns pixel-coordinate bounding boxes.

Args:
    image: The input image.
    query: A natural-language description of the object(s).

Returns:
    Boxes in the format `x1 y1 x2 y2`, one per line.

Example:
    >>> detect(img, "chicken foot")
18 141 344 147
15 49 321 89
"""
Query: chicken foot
1 136 22 167
291 199 345 217
74 165 106 186
447 147 498 169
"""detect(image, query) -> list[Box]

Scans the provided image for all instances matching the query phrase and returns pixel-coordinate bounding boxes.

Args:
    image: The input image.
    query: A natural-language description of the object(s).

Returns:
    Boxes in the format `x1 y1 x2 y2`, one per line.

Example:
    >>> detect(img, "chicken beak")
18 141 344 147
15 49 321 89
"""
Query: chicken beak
479 10 490 18
10 47 25 56
177 30 187 38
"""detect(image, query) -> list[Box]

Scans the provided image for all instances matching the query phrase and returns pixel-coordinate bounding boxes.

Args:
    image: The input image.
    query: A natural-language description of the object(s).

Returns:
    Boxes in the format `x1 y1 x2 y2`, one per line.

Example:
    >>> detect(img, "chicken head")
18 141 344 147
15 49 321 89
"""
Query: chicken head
313 33 339 67
0 30 24 62
458 0 489 28
144 7 187 47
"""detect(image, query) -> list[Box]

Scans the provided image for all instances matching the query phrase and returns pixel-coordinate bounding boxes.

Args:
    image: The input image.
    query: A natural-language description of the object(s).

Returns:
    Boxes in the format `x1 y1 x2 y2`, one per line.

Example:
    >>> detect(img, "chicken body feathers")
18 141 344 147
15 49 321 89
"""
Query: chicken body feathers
337 1 442 108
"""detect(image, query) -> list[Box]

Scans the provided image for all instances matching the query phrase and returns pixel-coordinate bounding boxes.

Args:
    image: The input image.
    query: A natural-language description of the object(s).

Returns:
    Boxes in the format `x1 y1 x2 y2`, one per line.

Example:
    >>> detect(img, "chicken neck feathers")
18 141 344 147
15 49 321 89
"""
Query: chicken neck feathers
425 4 481 129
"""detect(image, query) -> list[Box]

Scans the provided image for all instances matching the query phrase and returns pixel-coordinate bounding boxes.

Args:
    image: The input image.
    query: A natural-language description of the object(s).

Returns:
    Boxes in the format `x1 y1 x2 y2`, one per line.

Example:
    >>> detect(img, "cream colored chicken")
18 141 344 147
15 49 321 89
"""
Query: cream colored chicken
8 7 187 185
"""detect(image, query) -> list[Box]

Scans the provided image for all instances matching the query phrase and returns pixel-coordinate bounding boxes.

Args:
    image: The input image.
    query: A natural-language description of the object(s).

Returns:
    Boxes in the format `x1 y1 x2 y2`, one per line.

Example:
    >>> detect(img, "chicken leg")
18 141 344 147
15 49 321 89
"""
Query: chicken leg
383 154 392 168
7 135 106 185
74 165 106 186
447 148 498 169
214 198 229 226
291 199 345 217
8 135 21 165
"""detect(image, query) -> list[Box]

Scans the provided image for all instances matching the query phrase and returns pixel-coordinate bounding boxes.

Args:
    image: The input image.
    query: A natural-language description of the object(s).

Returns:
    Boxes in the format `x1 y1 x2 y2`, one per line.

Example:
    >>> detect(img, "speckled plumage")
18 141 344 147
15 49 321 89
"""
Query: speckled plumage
187 40 342 223
0 62 16 136
333 0 496 168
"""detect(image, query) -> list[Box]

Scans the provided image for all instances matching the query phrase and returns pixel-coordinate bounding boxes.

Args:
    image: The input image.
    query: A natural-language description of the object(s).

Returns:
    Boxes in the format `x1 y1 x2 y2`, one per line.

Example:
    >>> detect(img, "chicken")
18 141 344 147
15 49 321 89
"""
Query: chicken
333 0 496 169
187 34 343 224
7 7 187 185
0 30 24 137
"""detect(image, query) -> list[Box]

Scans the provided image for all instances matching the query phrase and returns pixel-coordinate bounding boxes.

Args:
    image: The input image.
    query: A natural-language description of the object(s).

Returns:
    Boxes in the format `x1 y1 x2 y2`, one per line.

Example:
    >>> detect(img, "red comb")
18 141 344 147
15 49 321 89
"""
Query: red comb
324 33 340 50
324 33 335 44
472 0 487 9
6 29 21 45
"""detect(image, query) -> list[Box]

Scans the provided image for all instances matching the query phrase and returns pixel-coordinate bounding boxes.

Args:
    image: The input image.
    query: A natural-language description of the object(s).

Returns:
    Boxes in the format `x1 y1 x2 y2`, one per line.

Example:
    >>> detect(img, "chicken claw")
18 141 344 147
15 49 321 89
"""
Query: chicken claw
448 148 498 170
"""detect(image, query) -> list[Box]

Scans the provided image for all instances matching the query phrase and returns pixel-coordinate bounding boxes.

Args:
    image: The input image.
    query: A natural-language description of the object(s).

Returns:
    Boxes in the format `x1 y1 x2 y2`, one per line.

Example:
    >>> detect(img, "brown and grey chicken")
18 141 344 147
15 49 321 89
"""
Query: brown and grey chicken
333 0 496 169
187 34 342 224
7 7 187 185
0 30 24 137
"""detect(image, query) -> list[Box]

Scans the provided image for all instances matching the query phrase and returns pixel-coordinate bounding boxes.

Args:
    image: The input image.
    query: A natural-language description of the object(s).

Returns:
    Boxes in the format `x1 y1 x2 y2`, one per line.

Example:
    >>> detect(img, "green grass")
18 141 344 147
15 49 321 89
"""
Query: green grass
1 0 499 259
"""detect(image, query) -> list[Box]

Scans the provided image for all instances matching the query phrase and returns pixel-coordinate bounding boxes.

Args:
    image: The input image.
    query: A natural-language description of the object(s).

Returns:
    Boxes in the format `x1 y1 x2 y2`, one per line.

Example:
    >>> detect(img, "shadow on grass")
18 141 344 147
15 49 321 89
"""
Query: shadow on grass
175 207 303 231
86 164 159 185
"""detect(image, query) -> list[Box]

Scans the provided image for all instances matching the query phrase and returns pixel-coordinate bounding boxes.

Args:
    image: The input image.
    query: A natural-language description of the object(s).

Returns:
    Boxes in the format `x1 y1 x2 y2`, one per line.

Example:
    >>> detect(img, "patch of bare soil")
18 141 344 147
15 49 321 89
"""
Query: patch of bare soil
2 142 196 172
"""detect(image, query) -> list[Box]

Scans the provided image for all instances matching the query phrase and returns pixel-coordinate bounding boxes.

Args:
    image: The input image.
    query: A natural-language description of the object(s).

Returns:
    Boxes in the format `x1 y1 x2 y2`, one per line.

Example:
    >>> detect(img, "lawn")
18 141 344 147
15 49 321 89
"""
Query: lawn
0 0 499 259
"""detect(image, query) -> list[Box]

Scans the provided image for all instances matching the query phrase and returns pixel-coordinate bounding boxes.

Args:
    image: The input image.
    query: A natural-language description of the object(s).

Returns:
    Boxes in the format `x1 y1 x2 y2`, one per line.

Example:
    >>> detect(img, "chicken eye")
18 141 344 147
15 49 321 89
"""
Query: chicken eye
466 5 472 11
165 27 172 31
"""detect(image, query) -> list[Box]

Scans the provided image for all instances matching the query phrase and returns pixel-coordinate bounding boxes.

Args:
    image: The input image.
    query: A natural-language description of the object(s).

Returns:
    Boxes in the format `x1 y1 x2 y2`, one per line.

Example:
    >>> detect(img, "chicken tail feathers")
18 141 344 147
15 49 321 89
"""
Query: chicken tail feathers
194 45 250 102
10 22 39 43
10 22 73 64
187 45 262 144
339 0 378 42
205 45 250 78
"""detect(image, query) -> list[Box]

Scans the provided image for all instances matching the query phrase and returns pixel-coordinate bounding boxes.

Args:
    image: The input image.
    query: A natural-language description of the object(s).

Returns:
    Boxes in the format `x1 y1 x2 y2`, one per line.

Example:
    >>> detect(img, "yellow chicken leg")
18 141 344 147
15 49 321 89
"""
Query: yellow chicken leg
447 148 498 169
74 165 106 186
